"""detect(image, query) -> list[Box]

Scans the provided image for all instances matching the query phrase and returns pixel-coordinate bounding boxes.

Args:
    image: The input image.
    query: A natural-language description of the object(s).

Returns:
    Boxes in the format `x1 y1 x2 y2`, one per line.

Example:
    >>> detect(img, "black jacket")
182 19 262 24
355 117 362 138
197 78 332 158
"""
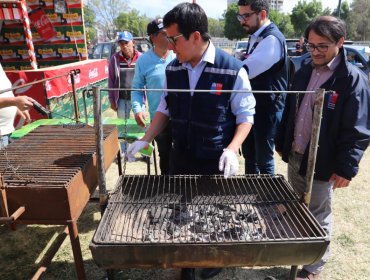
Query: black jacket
275 49 370 181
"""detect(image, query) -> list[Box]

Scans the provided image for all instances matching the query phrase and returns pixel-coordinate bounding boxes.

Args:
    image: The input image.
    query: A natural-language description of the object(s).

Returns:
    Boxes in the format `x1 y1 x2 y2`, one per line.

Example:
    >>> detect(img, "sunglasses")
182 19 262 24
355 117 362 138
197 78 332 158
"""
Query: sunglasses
166 34 183 46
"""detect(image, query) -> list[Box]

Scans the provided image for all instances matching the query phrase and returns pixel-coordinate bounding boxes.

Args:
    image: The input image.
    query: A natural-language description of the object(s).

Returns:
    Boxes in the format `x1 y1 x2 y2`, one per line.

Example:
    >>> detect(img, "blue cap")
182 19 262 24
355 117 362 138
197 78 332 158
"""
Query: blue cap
117 31 133 42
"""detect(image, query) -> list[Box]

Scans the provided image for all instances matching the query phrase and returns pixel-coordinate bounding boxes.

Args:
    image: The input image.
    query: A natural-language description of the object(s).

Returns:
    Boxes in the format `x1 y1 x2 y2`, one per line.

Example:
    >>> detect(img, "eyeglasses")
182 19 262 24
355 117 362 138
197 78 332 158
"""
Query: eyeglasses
237 12 257 21
167 34 183 46
305 43 334 53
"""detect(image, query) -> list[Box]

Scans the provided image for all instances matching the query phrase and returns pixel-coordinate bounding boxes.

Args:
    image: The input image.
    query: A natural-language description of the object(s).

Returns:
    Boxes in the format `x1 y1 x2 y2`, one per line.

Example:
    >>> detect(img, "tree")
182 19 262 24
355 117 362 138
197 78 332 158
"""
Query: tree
347 0 370 41
114 10 149 37
88 0 130 40
269 10 295 38
83 4 97 43
208 18 224 37
290 0 324 36
224 3 246 40
332 0 350 21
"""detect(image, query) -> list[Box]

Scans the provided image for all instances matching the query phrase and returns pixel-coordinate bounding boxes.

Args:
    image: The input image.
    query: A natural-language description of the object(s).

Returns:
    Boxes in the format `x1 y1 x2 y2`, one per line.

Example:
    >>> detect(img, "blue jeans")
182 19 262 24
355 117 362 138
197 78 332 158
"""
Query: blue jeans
288 151 333 274
117 99 132 120
0 134 10 149
242 110 282 175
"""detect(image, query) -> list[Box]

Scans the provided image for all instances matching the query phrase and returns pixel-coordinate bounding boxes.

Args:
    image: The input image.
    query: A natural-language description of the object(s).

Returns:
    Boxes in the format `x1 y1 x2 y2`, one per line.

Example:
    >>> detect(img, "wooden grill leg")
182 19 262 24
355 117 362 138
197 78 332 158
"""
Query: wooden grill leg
68 220 87 280
289 265 298 280
31 227 69 280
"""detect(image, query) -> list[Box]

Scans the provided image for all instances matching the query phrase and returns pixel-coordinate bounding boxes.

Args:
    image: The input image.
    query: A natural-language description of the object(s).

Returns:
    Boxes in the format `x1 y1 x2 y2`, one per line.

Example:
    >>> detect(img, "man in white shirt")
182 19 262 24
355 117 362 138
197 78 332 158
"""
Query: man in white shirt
237 0 288 175
0 63 33 148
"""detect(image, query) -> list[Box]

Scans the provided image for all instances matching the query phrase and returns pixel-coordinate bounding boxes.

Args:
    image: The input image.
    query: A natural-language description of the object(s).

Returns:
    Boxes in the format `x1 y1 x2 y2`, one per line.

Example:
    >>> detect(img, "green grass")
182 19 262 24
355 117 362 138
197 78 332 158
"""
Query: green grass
1 149 369 280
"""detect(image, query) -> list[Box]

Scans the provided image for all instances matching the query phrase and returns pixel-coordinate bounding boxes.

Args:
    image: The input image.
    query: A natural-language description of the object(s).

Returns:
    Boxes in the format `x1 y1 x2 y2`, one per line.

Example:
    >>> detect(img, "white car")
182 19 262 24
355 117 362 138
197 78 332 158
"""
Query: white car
232 40 248 60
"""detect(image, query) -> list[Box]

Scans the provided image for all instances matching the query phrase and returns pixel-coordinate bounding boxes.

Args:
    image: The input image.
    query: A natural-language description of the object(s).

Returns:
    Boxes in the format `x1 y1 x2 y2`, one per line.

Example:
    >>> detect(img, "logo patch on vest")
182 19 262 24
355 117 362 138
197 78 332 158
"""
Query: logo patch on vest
210 82 223 95
328 91 338 110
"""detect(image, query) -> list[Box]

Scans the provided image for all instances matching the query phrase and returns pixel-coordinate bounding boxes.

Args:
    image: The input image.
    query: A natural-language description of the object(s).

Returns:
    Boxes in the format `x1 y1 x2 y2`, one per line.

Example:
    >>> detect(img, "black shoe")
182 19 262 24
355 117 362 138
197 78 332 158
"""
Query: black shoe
181 268 195 280
201 268 222 279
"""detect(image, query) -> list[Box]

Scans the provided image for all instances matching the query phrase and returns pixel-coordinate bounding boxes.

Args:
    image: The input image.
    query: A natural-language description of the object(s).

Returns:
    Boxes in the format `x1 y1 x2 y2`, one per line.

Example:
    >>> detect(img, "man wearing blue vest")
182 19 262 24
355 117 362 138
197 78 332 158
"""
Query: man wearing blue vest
127 2 256 279
237 0 288 175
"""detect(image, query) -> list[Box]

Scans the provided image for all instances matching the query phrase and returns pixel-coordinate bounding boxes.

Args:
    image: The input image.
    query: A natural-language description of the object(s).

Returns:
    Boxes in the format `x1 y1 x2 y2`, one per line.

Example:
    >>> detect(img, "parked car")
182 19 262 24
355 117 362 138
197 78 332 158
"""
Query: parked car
231 40 248 60
289 45 370 83
286 38 300 56
89 37 152 60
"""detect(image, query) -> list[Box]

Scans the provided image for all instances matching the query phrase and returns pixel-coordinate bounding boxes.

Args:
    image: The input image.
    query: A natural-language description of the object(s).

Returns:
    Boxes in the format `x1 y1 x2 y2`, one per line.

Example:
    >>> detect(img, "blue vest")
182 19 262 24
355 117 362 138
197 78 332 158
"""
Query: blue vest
165 48 242 159
246 23 288 112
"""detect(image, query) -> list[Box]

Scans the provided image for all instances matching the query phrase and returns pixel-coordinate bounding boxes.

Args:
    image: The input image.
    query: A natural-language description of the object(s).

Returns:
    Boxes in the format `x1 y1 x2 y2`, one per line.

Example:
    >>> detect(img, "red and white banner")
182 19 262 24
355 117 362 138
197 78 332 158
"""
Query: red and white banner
6 59 108 99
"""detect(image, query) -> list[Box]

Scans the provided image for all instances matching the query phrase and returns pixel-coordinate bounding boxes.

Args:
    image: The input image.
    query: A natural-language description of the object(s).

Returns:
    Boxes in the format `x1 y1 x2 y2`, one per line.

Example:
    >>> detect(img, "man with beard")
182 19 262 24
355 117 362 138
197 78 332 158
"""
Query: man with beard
237 0 288 175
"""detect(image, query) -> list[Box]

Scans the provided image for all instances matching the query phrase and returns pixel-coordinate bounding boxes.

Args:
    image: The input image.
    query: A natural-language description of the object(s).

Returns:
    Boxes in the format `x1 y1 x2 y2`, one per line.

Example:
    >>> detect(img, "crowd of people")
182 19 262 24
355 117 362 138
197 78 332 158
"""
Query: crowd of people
1 0 370 279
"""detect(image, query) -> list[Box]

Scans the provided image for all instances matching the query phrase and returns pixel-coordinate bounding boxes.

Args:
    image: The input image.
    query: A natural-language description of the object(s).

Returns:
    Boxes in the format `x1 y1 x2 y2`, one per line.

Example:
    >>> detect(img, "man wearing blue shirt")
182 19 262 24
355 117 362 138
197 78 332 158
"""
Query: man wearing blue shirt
131 18 176 174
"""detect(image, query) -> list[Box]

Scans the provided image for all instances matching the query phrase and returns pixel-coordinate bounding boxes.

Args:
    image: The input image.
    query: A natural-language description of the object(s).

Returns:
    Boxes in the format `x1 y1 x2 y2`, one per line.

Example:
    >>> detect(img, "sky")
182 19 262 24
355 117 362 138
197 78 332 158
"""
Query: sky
128 0 351 19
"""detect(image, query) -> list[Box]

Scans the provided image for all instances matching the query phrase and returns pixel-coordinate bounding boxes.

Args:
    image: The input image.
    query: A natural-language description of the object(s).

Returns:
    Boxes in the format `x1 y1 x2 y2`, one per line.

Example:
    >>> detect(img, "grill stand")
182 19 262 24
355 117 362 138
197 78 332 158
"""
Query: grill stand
28 222 85 280
0 125 119 280
92 89 327 280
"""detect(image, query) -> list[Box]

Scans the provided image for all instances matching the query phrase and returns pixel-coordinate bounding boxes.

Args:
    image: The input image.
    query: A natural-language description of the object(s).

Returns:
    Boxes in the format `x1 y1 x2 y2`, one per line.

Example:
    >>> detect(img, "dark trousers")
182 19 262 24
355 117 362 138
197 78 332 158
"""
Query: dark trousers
154 122 172 175
242 110 282 175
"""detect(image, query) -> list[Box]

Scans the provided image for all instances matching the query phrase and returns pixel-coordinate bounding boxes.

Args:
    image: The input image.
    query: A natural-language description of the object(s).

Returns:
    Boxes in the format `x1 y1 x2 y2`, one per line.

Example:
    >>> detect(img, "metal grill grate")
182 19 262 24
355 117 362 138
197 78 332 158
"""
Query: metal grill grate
0 125 115 188
94 175 325 244
91 175 329 268
0 124 119 222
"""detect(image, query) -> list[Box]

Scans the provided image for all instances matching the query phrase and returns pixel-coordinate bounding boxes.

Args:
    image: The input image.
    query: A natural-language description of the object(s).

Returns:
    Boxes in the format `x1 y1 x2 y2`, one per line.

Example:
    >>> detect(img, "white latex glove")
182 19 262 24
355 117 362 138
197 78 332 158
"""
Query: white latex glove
219 149 239 178
126 140 149 162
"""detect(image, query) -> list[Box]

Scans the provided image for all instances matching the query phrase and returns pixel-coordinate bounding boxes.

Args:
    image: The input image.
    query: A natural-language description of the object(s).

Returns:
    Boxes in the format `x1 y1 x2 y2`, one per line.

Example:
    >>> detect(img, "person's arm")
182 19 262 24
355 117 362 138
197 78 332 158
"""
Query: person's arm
126 91 170 159
226 122 252 153
243 35 282 79
141 111 169 143
108 56 118 110
332 79 370 185
131 57 146 127
0 95 34 110
219 67 256 178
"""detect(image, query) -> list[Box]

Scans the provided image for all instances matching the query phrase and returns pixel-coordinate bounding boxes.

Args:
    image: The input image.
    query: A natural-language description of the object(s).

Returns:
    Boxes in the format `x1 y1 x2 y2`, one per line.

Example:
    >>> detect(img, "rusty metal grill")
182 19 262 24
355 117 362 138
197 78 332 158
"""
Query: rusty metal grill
0 124 119 221
91 175 329 268
0 124 119 280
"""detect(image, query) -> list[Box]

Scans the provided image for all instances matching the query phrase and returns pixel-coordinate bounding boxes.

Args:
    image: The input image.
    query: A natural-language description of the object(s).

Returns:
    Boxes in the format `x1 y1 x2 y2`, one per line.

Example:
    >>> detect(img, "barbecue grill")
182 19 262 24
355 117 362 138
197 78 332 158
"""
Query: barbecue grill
90 174 329 277
0 124 119 279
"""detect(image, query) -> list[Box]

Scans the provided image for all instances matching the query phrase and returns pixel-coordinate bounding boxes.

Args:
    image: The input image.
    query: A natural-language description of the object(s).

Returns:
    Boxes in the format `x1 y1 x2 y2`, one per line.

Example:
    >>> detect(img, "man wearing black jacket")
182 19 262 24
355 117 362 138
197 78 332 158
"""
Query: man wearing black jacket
275 16 370 279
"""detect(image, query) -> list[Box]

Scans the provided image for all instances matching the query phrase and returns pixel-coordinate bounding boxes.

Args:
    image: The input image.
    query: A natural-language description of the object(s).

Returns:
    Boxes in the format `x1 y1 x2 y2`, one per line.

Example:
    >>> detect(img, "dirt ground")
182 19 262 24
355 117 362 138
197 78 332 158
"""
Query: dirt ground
0 146 369 280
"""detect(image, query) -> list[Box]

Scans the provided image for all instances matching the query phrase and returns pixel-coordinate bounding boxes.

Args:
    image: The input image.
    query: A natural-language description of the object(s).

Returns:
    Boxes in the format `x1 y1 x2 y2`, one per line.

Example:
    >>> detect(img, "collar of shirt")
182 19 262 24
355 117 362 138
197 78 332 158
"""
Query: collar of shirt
183 40 215 71
250 20 271 40
182 41 215 94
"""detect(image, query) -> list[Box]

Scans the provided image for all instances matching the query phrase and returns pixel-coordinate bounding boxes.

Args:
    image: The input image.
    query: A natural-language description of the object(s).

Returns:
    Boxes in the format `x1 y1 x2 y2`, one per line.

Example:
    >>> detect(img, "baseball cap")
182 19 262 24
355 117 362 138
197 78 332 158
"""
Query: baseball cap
117 31 133 42
147 18 164 36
